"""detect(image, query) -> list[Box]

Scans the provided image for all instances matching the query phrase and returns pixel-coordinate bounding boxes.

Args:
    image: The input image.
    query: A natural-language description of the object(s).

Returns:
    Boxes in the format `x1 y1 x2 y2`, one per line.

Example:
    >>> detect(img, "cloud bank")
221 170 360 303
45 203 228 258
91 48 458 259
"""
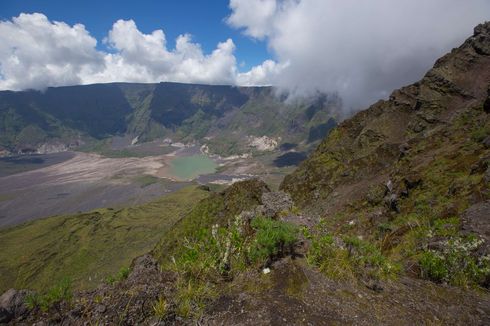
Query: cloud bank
0 13 277 91
0 2 489 111
228 0 490 109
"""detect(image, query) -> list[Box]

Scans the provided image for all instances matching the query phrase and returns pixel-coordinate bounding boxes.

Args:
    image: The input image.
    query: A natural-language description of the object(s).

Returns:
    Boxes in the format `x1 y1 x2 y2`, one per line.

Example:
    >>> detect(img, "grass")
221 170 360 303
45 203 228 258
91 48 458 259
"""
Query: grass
306 230 400 282
163 215 298 318
106 266 131 285
25 277 72 312
0 186 209 293
152 296 168 320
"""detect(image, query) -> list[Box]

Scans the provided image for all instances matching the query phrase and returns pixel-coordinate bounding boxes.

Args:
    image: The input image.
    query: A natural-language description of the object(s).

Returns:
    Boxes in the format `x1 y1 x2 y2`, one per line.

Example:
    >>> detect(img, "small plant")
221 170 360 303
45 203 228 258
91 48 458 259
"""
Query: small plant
471 126 489 142
152 296 168 319
106 266 130 285
174 278 216 319
307 234 356 281
344 236 401 279
24 278 72 312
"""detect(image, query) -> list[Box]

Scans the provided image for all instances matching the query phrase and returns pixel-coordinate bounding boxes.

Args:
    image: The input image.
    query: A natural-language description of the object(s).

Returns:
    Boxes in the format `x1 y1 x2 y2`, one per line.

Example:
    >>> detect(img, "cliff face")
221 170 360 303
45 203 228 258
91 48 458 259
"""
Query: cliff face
0 82 338 156
281 22 490 214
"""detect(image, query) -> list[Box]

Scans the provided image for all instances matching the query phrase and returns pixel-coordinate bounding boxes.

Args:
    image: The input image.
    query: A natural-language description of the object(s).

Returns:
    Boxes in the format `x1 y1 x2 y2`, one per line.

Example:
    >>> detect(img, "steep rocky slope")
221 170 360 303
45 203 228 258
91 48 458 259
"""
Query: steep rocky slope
282 22 490 213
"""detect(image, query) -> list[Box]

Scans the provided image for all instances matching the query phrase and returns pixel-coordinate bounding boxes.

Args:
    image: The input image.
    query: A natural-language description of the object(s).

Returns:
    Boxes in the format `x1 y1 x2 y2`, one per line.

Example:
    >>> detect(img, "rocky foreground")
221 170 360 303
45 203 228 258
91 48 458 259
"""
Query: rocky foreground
1 22 490 325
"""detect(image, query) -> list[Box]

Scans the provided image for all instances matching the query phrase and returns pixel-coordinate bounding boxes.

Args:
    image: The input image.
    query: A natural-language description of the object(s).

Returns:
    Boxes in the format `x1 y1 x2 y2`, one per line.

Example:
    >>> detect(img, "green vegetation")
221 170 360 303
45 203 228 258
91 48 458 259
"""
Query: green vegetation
25 278 72 312
164 215 298 318
420 236 490 286
249 217 298 264
306 226 400 282
78 138 175 158
0 186 209 293
152 296 168 320
0 82 335 157
106 266 131 285
151 179 299 318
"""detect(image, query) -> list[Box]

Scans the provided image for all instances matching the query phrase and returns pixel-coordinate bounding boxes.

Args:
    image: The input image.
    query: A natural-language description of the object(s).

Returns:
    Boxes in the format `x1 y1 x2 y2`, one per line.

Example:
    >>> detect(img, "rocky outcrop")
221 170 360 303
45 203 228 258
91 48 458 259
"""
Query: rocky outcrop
1 255 176 325
258 191 294 219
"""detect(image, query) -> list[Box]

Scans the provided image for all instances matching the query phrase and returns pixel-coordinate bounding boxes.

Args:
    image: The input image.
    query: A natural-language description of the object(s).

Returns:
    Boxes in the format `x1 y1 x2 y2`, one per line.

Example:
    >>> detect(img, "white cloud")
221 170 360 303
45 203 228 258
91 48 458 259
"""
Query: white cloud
227 0 278 39
237 59 287 86
0 13 103 90
228 0 490 110
0 13 272 90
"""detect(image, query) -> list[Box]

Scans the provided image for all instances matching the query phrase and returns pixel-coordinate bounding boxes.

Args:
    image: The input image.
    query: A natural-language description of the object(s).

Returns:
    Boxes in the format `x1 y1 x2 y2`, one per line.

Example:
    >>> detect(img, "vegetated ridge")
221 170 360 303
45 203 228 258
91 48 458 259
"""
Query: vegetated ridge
0 83 338 156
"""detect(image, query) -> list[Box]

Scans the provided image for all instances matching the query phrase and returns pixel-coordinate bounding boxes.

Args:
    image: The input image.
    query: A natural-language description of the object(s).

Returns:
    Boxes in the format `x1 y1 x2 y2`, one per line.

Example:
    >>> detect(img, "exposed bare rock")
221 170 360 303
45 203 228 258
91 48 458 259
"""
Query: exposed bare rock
461 201 490 255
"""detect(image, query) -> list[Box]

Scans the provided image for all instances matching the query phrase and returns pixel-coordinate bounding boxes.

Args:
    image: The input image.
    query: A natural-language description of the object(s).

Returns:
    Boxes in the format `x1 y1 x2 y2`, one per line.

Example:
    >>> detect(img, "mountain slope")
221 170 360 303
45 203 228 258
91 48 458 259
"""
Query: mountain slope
0 83 338 156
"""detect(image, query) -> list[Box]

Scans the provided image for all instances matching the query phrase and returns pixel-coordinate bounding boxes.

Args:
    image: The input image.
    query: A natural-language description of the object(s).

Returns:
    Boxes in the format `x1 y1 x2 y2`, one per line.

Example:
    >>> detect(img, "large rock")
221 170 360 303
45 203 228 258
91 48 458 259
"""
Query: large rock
461 201 490 255
0 288 33 323
259 191 294 219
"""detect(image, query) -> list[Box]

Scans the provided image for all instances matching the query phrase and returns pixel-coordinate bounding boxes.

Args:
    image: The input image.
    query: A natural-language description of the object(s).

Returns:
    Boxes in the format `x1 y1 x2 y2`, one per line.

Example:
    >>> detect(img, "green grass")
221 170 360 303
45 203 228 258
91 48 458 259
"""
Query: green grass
25 277 73 312
249 217 298 264
152 296 168 320
163 215 299 319
0 186 209 293
105 266 131 285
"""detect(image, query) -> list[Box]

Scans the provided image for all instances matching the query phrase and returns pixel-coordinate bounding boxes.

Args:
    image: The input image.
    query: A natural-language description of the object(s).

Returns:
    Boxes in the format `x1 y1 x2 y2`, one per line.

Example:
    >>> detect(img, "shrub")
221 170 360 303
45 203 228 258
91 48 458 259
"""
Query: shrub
420 236 490 286
249 217 298 264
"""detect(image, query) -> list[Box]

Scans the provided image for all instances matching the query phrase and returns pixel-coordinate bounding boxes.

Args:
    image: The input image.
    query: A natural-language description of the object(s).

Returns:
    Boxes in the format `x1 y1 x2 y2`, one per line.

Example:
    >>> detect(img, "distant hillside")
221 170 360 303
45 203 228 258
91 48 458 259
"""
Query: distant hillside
0 82 338 156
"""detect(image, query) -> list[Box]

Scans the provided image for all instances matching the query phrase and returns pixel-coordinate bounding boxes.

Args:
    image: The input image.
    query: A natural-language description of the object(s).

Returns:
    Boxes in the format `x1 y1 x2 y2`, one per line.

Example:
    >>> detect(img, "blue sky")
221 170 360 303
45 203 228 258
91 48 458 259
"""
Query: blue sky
0 0 269 71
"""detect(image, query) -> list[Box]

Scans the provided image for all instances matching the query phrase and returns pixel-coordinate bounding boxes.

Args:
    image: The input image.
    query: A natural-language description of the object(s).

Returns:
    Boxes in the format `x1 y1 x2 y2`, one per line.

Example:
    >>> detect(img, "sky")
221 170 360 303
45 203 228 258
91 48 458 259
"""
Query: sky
0 0 489 110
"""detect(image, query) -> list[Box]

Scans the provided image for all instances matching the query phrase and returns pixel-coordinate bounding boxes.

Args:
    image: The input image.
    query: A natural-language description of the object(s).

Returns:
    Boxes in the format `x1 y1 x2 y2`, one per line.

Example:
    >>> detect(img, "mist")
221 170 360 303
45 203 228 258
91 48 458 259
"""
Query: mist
228 0 490 112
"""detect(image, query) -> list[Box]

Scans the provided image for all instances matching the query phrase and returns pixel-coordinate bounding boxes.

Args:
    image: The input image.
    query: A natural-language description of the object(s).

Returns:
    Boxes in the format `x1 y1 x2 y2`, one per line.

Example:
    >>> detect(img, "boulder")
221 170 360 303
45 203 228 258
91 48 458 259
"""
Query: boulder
461 201 490 255
0 288 33 323
259 191 293 219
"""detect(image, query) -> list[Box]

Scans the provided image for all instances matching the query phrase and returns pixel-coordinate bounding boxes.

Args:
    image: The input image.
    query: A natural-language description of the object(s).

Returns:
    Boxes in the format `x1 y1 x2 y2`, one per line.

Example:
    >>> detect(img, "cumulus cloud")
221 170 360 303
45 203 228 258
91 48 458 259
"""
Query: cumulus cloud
228 0 490 110
227 0 278 39
0 13 269 90
236 59 287 86
0 13 103 90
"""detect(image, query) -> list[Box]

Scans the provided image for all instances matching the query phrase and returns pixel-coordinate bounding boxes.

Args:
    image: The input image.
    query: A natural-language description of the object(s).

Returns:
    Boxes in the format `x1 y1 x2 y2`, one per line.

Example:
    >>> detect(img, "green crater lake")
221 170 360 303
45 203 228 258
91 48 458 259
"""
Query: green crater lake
169 154 217 180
